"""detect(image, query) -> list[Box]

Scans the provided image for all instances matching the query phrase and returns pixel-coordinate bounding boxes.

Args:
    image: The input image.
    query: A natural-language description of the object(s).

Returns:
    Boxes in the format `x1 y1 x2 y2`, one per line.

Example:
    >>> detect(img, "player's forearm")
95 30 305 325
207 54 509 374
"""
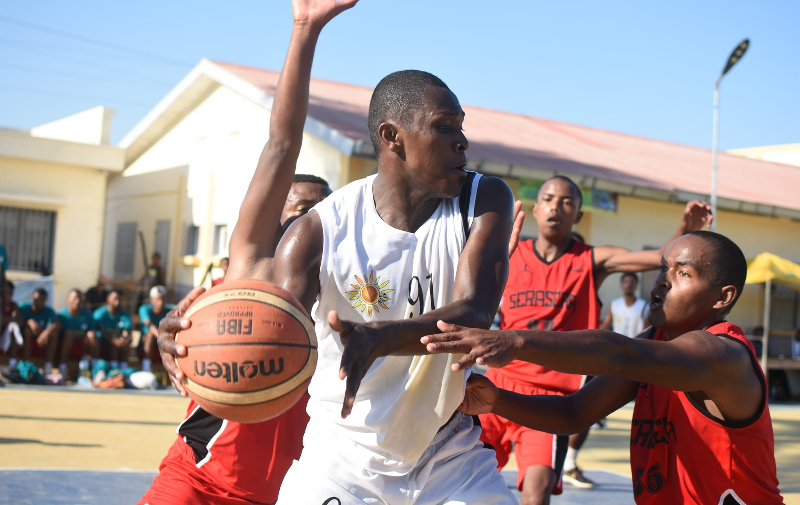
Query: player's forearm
514 328 637 377
379 299 494 356
493 389 584 435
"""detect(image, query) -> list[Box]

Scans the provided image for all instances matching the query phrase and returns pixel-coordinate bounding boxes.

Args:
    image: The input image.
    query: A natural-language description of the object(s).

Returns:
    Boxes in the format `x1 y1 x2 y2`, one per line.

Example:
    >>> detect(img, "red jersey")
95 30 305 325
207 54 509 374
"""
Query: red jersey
172 396 309 503
498 239 601 394
630 323 782 504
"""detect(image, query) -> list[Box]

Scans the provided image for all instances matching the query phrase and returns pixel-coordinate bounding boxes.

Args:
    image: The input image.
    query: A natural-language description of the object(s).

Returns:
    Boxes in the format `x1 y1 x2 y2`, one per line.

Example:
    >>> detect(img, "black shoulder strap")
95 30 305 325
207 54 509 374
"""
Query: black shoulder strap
459 171 478 240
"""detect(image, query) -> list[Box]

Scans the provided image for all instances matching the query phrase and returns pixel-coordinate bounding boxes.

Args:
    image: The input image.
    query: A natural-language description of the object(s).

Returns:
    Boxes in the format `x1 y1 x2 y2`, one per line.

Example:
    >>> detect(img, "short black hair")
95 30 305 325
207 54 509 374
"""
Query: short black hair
540 175 583 209
108 289 123 298
621 272 639 284
33 288 48 298
293 174 330 187
367 70 451 155
69 288 83 297
688 231 747 311
3 280 14 291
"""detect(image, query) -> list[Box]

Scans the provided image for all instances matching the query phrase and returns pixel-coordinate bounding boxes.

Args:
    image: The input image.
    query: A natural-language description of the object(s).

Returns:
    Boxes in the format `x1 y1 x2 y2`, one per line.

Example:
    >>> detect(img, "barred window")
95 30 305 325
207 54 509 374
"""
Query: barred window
0 206 56 274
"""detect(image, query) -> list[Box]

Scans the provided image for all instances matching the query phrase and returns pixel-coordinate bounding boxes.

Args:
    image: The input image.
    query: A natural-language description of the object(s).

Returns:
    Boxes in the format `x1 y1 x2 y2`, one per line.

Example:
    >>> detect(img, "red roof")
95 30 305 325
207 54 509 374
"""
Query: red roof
215 60 800 213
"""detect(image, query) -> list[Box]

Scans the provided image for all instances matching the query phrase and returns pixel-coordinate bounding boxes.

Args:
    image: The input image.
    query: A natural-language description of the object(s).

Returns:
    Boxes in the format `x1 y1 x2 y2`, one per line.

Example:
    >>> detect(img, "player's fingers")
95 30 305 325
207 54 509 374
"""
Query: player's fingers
425 338 472 355
341 366 363 419
159 315 191 337
435 320 469 334
328 310 355 337
421 330 461 345
335 0 359 12
452 354 478 371
338 339 357 380
157 327 187 357
159 348 187 396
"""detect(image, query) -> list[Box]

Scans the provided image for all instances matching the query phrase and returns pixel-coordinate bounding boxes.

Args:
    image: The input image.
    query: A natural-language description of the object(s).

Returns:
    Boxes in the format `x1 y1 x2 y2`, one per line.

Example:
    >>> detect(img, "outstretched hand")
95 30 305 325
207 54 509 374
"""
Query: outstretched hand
329 310 386 419
508 200 525 258
681 200 713 233
458 374 499 416
157 286 206 396
293 0 359 29
421 321 523 371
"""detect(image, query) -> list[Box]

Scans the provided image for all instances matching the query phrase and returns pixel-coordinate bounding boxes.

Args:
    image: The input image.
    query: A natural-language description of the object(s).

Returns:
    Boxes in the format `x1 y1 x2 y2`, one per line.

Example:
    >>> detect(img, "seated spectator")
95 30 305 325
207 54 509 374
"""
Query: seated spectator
138 286 175 372
211 257 229 287
93 289 132 370
58 289 100 368
85 276 110 312
2 281 25 367
19 288 61 377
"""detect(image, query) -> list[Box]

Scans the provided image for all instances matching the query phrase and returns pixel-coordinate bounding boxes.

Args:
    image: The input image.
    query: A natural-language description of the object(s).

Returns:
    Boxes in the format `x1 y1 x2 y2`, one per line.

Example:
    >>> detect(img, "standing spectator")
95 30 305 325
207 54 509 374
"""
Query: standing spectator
58 289 100 368
145 253 166 291
0 243 8 311
93 290 132 370
211 257 229 287
138 286 174 372
85 276 110 312
600 272 650 337
19 288 60 377
2 281 25 367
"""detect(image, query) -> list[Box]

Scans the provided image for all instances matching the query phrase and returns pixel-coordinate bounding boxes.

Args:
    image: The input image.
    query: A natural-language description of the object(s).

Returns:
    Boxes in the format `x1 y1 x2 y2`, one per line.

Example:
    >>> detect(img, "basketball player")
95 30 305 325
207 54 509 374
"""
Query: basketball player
138 0 351 503
455 175 711 504
423 231 783 504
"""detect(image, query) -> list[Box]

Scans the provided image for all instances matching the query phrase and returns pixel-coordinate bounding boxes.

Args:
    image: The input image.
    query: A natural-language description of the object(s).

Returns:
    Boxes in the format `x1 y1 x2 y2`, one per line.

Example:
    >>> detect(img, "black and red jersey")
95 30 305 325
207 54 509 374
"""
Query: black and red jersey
498 239 601 394
630 323 782 504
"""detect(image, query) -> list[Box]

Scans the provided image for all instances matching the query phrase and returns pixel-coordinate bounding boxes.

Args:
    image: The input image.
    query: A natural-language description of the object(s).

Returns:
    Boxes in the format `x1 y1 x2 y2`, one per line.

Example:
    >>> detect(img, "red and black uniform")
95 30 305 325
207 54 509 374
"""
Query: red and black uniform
139 395 309 505
630 323 782 504
480 238 601 492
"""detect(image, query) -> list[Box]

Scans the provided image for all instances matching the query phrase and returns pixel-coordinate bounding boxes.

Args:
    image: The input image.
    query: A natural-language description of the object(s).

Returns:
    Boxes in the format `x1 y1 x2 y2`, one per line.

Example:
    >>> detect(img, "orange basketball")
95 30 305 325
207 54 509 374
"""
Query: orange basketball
176 279 317 423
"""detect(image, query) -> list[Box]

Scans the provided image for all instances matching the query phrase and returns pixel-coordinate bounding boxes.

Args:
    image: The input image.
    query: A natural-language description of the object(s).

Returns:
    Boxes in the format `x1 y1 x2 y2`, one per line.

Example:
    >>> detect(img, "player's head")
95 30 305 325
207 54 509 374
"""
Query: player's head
32 288 48 310
107 289 122 311
621 273 639 296
648 231 747 336
150 286 166 312
368 70 469 198
281 174 332 230
533 176 583 242
152 252 161 266
1 280 13 302
67 289 82 311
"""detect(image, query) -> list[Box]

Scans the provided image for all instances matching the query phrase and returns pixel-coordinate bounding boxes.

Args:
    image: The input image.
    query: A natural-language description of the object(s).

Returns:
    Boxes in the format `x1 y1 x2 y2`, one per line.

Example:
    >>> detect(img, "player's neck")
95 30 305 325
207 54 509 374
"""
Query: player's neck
69 307 80 316
372 172 442 233
624 294 637 306
534 234 573 262
665 314 725 340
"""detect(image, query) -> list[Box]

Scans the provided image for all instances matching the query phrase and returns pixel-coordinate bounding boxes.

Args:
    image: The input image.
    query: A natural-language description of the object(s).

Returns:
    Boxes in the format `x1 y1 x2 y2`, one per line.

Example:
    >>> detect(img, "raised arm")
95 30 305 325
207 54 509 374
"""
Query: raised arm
593 200 712 285
330 176 515 417
227 0 357 282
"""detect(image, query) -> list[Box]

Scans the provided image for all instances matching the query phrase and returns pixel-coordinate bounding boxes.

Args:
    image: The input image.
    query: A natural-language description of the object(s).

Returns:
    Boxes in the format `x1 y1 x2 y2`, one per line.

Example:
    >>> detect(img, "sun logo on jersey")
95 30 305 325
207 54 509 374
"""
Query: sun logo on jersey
346 271 393 317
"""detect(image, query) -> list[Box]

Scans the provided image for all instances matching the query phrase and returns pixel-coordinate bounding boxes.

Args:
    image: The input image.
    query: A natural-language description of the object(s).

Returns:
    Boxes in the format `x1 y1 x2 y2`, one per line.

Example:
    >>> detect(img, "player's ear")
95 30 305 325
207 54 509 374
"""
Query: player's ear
573 210 584 224
378 121 403 156
712 285 737 312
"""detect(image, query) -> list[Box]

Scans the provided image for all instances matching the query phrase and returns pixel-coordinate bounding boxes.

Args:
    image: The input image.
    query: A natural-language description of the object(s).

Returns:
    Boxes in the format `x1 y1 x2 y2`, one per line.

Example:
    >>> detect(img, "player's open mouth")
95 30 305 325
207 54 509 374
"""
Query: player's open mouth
650 292 664 310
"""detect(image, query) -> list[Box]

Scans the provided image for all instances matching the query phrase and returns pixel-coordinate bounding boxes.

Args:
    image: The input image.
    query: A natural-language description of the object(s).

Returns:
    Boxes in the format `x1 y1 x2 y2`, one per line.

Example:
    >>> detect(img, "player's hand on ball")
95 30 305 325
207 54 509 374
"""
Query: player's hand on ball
681 200 713 233
292 0 358 29
458 374 499 416
329 310 386 419
422 322 524 371
157 286 205 396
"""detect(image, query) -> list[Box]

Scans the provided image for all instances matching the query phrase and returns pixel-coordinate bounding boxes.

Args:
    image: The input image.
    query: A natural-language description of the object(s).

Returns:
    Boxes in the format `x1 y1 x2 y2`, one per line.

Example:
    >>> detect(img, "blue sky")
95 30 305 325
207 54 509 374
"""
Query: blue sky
1 0 797 149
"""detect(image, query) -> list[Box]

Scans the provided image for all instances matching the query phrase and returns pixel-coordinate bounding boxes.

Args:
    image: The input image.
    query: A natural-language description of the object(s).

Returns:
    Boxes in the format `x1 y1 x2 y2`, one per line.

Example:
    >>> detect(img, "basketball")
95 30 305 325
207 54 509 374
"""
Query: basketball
175 279 317 423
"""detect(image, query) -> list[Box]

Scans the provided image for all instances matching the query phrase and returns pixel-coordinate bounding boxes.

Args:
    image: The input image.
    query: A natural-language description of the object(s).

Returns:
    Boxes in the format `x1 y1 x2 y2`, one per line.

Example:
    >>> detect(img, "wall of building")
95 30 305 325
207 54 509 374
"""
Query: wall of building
105 85 347 294
0 157 107 310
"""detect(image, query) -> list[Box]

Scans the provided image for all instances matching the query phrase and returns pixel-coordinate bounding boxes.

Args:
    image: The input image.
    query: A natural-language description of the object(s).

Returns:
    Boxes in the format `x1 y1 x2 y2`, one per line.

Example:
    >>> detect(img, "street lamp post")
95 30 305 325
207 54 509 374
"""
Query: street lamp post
711 39 749 232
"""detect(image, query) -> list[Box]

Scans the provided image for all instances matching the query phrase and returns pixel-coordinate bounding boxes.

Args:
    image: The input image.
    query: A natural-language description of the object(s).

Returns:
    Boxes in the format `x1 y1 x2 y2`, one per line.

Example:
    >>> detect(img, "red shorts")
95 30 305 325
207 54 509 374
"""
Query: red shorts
479 368 569 494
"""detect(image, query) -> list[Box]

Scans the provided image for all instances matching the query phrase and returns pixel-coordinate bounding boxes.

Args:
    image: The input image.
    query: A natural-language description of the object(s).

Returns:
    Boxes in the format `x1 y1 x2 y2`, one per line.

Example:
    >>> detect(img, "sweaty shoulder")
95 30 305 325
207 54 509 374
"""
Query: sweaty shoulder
473 176 514 216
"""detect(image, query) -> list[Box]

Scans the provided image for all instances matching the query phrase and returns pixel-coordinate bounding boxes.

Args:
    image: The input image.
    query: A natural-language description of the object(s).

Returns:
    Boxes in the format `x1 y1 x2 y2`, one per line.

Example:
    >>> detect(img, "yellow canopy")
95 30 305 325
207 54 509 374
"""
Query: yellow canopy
746 252 800 292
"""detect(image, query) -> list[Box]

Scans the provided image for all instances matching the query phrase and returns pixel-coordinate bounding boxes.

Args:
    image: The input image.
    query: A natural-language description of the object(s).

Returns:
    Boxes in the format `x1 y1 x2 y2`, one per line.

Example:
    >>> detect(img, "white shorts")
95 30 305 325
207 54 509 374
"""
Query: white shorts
277 412 517 505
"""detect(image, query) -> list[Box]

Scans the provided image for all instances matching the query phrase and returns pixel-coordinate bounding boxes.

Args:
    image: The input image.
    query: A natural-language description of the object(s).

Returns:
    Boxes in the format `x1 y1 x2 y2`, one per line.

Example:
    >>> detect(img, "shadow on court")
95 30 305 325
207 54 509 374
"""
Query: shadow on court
0 438 101 448
0 469 634 505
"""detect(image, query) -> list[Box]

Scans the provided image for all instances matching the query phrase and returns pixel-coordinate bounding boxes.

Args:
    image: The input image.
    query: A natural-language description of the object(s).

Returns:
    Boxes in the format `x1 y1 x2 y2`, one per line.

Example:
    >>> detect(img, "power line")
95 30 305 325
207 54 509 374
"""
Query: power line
0 14 192 69
0 36 146 63
0 62 174 88
0 84 153 107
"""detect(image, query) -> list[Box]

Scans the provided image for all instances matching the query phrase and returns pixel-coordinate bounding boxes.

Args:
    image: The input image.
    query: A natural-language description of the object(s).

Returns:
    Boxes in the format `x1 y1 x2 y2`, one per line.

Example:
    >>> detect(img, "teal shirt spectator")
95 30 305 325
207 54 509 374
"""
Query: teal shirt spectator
93 306 132 338
19 301 57 328
58 307 95 336
0 244 8 276
139 303 175 334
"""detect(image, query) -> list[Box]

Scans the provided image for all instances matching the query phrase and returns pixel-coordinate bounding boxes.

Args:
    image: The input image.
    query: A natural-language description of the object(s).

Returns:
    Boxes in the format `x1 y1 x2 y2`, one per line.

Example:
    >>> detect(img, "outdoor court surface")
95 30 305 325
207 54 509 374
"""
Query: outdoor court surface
1 387 798 504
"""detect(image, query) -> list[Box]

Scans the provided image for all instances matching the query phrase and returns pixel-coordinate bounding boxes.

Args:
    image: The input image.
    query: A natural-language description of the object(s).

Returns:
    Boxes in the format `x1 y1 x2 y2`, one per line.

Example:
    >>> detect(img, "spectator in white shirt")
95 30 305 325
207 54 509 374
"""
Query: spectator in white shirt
600 273 649 337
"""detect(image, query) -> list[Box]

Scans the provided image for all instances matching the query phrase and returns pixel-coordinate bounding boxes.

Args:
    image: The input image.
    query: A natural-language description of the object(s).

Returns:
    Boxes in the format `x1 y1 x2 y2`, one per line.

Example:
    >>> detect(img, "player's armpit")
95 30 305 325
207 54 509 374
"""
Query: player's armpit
273 211 323 314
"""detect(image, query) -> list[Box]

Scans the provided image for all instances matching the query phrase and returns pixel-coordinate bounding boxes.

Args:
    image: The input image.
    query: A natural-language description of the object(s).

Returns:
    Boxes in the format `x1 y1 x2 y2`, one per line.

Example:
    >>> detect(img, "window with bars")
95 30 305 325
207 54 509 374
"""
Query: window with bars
0 206 57 274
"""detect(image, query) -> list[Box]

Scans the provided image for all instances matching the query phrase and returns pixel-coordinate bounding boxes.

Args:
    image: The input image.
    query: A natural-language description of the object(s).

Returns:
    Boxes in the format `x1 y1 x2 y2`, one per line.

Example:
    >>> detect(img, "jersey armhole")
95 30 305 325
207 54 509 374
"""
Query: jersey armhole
459 171 480 240
681 334 767 429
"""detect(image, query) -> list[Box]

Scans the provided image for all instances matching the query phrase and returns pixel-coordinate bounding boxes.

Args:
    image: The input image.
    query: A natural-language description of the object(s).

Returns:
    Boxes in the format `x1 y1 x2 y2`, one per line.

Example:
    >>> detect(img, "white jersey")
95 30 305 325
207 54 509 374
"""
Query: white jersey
307 172 481 475
610 296 649 338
